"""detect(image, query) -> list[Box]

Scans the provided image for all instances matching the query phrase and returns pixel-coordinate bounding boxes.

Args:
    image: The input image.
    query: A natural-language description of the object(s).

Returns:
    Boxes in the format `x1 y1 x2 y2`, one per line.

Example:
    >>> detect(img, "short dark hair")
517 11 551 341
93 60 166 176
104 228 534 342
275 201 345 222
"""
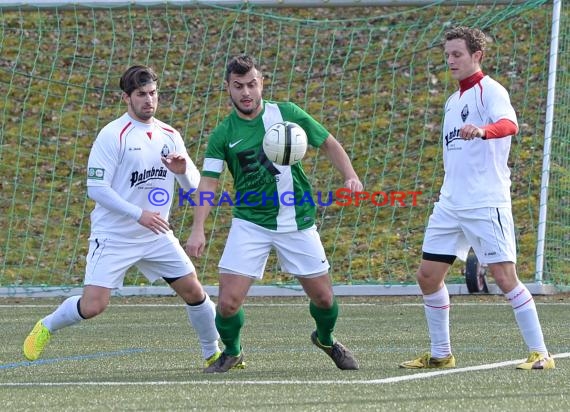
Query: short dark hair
225 54 261 82
119 65 158 95
444 26 488 55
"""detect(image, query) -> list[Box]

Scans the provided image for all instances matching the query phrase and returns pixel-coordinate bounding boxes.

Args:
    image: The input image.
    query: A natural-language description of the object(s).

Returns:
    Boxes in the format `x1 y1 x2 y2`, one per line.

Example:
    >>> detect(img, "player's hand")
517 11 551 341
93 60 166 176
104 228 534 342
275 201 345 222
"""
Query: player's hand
161 153 187 174
459 124 485 140
138 210 170 234
185 230 206 258
344 177 363 193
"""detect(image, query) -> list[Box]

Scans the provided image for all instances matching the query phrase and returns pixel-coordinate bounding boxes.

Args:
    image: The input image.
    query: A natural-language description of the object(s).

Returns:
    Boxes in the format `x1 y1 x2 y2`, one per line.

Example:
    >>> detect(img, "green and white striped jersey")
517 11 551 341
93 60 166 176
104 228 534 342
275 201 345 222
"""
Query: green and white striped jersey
202 101 329 231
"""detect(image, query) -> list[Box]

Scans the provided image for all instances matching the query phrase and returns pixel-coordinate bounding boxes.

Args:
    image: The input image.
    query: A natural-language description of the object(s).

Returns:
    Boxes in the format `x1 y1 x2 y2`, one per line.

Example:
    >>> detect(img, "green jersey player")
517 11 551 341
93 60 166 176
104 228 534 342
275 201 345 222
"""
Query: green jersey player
186 54 363 373
204 100 327 231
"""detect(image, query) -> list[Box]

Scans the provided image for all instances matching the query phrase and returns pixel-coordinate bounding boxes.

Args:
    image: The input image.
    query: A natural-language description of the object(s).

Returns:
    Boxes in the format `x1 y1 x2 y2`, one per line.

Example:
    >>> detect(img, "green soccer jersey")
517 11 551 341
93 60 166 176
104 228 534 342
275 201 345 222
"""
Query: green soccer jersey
202 101 329 231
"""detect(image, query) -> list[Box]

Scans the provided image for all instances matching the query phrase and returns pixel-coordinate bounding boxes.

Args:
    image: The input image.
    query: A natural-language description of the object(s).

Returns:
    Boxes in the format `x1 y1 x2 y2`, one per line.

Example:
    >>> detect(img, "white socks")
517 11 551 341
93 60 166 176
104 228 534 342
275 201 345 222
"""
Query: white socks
423 282 549 358
423 285 451 359
41 295 84 332
505 282 548 355
40 293 221 360
186 294 220 359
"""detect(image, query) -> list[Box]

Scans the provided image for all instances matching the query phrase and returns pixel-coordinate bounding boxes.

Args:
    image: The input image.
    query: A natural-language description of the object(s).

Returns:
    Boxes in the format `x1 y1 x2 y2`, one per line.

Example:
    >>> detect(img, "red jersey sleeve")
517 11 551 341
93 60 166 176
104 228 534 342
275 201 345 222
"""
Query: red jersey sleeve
482 118 519 139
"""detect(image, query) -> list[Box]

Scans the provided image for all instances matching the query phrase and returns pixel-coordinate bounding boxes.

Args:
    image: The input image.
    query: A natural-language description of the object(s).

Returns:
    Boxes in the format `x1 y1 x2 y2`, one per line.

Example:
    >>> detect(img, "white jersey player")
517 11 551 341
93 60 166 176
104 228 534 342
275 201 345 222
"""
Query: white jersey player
400 27 554 371
23 65 222 368
87 112 196 242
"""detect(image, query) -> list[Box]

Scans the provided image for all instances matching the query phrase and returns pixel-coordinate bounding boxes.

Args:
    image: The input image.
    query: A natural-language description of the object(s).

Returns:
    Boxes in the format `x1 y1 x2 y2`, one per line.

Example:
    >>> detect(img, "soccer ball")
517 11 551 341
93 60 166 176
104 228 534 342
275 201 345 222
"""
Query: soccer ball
262 121 308 166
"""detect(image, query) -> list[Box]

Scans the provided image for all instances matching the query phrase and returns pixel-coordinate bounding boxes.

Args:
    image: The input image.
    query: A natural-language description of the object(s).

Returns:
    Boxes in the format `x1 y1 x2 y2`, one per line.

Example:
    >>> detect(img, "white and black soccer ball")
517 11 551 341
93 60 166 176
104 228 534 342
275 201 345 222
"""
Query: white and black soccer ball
262 121 308 166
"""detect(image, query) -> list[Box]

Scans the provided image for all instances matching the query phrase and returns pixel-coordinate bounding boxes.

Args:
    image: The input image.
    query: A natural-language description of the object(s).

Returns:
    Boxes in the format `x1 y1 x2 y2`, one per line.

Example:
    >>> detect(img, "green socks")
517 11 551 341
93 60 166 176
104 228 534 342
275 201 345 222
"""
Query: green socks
309 298 339 346
215 300 338 353
215 307 245 356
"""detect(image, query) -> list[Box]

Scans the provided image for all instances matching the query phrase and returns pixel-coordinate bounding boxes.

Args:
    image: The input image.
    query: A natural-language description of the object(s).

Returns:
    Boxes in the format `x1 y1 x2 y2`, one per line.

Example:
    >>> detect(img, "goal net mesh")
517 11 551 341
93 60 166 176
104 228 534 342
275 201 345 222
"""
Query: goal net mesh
1 0 568 292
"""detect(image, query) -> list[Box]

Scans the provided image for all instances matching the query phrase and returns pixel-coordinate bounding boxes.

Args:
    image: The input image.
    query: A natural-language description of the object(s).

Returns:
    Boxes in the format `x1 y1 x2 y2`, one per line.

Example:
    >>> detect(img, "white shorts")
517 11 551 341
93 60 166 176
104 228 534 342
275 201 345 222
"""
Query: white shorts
422 203 517 264
85 231 195 289
219 218 330 279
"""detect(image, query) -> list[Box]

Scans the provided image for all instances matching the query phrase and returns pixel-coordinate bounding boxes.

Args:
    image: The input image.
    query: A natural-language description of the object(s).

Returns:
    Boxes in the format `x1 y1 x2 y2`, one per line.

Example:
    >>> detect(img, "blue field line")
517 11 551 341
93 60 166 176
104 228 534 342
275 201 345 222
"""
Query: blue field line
0 348 148 371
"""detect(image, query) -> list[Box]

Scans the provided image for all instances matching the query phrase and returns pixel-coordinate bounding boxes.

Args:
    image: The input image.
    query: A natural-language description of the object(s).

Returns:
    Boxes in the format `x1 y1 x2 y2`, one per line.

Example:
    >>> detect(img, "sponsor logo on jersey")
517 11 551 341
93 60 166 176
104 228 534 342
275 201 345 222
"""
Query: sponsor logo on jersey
444 127 462 148
130 167 168 187
461 104 469 122
88 167 105 180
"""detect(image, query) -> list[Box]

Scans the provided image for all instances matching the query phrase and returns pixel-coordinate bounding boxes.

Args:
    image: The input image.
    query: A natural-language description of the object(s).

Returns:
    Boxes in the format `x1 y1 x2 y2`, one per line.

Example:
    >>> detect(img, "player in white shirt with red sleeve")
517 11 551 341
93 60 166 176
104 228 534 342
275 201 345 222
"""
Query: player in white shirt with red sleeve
23 65 222 368
400 27 554 371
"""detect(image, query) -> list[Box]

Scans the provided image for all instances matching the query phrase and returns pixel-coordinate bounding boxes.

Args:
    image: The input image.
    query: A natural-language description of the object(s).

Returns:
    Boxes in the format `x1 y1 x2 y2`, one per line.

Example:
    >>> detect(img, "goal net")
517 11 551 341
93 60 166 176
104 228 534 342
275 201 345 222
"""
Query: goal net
0 0 567 294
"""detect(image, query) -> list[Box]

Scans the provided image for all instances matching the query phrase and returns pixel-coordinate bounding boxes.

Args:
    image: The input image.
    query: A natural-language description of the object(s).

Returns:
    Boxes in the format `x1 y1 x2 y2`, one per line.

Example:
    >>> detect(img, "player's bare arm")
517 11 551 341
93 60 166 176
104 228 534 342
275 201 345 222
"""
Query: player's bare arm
319 135 363 192
185 176 219 257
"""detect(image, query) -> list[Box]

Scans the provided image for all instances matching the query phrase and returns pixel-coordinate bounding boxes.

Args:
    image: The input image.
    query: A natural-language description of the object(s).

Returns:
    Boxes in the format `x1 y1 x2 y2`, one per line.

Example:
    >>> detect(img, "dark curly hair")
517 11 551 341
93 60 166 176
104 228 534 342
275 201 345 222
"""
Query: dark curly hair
444 26 488 55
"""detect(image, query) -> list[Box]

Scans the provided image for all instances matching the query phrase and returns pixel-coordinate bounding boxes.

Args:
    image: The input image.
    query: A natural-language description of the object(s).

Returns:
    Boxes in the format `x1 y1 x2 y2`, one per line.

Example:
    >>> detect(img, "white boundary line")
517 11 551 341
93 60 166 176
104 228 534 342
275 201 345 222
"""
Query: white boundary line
1 353 568 386
1 302 568 308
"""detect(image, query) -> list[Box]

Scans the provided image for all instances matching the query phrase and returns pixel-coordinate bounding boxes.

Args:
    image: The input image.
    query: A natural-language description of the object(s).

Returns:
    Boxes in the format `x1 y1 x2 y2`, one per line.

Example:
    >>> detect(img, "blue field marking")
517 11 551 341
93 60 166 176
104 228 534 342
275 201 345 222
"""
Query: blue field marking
0 348 148 370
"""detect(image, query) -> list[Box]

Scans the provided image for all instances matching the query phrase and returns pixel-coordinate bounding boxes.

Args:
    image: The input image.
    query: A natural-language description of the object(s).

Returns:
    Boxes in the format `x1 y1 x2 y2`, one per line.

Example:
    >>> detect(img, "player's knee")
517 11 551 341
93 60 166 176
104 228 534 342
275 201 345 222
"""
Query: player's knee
177 286 206 305
416 267 431 283
79 300 108 319
487 262 518 291
415 267 446 292
166 273 206 304
308 289 334 308
217 298 241 317
181 293 206 306
416 254 452 286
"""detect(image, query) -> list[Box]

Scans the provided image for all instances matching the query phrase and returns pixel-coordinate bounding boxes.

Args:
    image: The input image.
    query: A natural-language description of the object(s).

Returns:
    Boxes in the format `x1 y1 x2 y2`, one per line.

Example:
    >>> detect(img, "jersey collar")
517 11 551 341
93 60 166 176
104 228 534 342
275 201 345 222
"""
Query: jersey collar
459 71 485 95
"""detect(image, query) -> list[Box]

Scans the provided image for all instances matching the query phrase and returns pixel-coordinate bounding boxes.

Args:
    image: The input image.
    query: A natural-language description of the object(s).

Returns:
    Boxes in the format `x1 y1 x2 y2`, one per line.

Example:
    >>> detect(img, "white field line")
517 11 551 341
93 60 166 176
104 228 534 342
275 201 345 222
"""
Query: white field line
1 353 568 387
1 302 568 308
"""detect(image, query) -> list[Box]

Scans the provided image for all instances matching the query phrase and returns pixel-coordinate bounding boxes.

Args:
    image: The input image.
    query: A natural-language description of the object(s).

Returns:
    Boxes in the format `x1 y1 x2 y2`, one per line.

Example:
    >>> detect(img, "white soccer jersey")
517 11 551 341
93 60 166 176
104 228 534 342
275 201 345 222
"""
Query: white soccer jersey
87 113 194 242
439 75 517 209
